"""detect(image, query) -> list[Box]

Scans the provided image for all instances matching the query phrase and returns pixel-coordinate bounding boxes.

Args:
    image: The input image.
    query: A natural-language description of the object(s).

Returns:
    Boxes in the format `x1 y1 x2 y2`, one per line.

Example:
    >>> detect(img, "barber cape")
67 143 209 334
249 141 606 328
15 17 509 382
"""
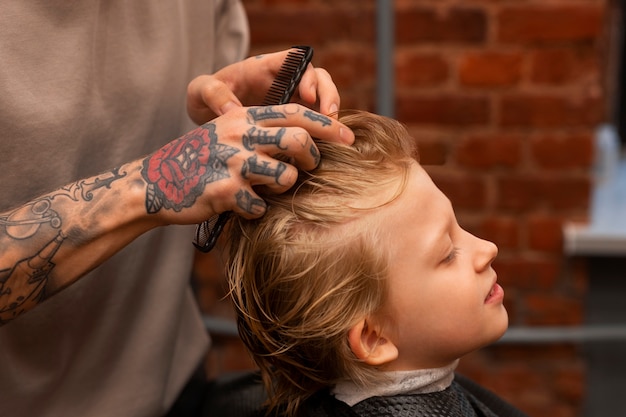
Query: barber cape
297 375 530 417
203 372 531 417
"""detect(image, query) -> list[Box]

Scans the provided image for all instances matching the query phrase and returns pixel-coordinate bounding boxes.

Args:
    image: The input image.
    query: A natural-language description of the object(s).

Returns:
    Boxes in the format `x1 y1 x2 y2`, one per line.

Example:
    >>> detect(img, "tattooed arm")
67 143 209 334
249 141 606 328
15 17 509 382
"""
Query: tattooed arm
0 104 354 324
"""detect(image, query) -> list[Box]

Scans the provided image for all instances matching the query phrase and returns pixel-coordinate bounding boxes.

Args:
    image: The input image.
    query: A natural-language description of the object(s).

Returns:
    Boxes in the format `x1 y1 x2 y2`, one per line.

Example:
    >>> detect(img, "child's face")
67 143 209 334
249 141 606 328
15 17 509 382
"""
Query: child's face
375 162 508 370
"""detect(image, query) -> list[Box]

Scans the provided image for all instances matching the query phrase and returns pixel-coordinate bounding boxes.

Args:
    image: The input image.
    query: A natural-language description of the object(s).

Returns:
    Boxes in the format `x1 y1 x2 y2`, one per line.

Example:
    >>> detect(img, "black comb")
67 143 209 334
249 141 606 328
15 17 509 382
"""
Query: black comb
193 46 314 252
262 46 314 105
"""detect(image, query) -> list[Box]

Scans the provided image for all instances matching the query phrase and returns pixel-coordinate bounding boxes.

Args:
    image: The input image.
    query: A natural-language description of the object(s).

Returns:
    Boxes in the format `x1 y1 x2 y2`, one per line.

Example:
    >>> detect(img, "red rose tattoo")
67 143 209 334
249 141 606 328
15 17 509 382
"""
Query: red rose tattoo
142 123 238 213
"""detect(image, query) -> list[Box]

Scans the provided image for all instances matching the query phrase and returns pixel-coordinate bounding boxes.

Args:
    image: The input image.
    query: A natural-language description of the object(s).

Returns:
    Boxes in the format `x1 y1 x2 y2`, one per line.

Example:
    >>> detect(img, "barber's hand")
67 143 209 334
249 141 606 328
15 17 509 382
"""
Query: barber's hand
187 48 341 125
142 104 354 224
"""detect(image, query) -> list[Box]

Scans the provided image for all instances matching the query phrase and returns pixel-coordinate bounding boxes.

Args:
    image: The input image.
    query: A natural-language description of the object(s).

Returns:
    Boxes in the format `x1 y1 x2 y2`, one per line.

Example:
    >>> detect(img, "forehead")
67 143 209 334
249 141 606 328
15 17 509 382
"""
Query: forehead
349 162 451 243
387 163 451 224
376 163 454 249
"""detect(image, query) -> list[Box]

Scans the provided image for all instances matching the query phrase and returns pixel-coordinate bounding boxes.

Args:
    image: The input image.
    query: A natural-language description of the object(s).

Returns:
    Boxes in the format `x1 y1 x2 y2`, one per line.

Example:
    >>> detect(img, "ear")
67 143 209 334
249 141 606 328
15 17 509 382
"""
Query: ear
348 318 398 366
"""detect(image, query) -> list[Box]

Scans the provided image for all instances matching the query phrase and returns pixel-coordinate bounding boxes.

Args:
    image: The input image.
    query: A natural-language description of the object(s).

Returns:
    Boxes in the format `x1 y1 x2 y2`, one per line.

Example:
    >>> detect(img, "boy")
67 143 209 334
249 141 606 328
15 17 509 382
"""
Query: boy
223 110 527 417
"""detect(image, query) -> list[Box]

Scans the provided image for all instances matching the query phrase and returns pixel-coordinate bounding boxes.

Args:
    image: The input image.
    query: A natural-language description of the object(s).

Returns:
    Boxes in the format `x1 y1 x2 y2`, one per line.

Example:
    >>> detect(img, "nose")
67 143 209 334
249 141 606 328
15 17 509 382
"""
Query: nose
473 236 498 272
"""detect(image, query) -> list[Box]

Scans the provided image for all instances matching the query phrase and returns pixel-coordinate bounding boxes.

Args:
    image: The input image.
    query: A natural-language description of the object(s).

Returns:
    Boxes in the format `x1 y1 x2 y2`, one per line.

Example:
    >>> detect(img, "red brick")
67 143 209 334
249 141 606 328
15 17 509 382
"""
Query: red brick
396 51 449 87
396 95 490 126
252 0 318 5
459 51 523 87
457 351 541 413
396 7 487 44
540 176 591 211
480 216 520 250
530 46 600 85
427 169 487 209
496 174 589 212
461 344 586 416
569 257 590 296
528 216 564 252
488 344 582 363
499 94 604 127
502 288 521 324
456 134 522 170
495 175 537 211
494 256 561 290
246 6 374 46
411 135 449 165
192 251 227 313
482 364 545 398
554 367 586 403
524 293 583 325
456 216 482 241
317 47 377 90
339 91 376 114
498 6 604 43
530 133 594 170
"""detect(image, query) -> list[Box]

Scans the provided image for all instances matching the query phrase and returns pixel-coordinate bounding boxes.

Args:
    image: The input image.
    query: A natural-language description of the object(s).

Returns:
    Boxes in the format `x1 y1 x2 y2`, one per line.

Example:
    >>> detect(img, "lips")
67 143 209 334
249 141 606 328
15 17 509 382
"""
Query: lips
485 281 504 304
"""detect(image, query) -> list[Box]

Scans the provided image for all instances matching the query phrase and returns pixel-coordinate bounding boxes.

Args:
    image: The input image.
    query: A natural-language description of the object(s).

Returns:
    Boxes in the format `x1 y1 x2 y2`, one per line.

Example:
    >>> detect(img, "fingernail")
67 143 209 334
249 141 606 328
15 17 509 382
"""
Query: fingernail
340 127 355 144
329 103 338 115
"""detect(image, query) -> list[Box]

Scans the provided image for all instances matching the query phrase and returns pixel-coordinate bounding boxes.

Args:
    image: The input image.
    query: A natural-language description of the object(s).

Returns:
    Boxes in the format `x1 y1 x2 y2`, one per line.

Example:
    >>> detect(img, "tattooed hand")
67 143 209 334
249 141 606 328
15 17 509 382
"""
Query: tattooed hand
0 104 352 323
187 48 341 125
142 104 354 222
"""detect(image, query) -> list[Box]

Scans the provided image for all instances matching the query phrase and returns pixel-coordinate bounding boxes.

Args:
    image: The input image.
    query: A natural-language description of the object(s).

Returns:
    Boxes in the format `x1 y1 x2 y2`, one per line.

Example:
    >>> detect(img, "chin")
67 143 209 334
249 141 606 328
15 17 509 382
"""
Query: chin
480 308 509 347
491 309 509 342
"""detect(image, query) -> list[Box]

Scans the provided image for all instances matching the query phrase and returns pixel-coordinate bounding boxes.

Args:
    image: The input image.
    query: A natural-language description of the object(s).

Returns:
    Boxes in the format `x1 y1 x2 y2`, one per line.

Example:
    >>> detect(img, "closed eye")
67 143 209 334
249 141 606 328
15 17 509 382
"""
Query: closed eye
442 247 459 264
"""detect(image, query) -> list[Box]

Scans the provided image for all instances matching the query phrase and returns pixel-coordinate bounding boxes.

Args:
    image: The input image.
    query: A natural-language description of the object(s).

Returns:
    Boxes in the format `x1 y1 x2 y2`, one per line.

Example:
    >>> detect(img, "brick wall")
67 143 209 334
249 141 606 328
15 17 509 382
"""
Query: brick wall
195 1 610 416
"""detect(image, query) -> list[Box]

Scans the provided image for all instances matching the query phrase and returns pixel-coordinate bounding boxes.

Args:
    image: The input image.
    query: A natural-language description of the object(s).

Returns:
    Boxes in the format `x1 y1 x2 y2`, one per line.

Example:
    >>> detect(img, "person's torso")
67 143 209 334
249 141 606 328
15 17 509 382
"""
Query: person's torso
0 1 248 415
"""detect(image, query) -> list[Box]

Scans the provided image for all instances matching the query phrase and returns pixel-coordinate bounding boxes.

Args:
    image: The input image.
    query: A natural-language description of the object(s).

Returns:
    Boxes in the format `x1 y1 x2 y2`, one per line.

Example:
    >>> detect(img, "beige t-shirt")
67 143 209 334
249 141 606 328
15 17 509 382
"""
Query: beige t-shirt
0 1 248 416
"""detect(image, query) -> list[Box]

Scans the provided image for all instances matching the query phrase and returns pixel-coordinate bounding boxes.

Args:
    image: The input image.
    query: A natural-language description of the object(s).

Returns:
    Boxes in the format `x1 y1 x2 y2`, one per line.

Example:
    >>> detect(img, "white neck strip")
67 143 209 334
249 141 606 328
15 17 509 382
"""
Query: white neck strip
332 360 459 407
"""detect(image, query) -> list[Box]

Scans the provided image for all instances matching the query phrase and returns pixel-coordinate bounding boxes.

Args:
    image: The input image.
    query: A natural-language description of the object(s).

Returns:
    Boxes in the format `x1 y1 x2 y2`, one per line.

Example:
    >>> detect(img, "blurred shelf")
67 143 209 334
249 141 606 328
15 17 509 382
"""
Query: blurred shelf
564 127 626 256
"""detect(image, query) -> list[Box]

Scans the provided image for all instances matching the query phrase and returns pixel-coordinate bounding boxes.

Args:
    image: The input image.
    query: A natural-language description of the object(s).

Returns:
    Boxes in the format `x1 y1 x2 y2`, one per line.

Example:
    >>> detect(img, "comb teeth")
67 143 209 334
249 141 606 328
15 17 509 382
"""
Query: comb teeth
262 46 314 106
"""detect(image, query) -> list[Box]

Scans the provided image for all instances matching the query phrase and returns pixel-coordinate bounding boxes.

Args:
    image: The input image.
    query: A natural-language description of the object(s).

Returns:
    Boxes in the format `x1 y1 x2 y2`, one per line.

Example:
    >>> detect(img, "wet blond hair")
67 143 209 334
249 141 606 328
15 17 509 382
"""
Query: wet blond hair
224 110 418 416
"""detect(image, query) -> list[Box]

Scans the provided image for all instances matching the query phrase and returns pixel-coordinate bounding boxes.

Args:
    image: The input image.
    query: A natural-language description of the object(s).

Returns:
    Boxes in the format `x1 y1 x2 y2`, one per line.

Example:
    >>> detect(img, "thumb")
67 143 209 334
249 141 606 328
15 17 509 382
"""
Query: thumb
187 75 243 125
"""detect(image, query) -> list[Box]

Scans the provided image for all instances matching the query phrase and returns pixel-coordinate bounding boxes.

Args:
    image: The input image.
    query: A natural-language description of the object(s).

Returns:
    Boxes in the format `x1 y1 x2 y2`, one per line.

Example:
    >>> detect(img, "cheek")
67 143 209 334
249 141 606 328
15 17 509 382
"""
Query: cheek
417 278 484 330
418 272 475 309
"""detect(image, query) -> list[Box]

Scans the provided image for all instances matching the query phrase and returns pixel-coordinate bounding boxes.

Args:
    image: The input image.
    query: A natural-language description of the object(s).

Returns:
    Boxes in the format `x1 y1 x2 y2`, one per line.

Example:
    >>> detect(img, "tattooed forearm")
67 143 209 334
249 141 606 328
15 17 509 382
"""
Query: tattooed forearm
0 167 128 323
0 232 65 323
142 123 238 213
0 168 126 241
56 168 127 202
0 199 62 240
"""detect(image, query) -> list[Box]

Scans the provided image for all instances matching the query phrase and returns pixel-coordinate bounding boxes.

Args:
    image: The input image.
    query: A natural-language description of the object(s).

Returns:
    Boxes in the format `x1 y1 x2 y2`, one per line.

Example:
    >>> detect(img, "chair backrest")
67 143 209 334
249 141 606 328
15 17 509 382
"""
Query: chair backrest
202 371 268 417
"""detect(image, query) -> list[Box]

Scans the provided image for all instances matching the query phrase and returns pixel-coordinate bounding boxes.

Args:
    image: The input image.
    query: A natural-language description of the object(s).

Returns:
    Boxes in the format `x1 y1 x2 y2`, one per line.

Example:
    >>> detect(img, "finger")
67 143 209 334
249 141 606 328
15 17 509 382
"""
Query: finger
298 66 340 117
232 186 268 219
239 50 294 104
247 104 355 145
240 153 299 193
238 123 319 171
187 75 242 125
296 63 318 105
312 68 340 116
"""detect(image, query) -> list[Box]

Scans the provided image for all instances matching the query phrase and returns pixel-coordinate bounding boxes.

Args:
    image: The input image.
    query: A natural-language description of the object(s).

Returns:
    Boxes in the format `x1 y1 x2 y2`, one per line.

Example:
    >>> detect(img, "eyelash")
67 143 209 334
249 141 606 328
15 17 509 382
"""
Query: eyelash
443 247 459 264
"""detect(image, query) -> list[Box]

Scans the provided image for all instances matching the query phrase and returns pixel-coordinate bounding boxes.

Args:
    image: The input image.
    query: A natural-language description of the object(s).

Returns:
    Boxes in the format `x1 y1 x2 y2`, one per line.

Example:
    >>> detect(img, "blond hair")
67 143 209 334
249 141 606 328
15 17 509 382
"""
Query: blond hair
225 110 418 416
